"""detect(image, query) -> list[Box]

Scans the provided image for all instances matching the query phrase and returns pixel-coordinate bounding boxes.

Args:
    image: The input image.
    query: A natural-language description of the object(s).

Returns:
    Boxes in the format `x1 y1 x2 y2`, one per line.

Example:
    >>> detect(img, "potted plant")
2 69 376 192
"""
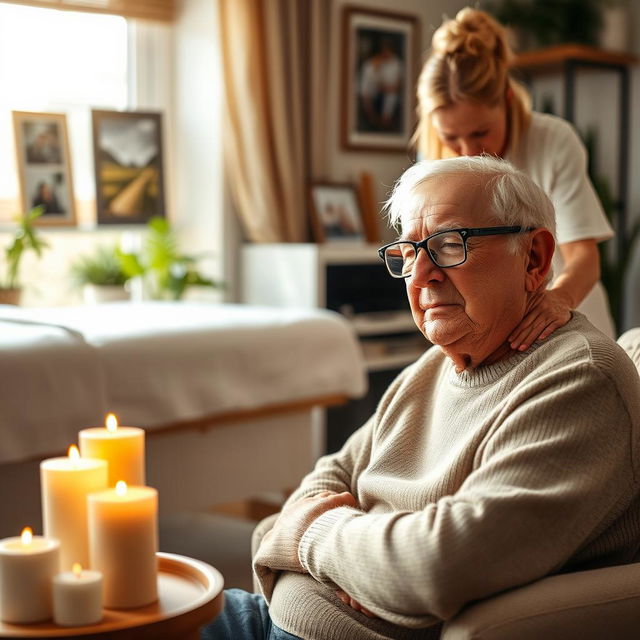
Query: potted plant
116 217 220 301
69 244 130 304
486 0 606 49
0 205 49 305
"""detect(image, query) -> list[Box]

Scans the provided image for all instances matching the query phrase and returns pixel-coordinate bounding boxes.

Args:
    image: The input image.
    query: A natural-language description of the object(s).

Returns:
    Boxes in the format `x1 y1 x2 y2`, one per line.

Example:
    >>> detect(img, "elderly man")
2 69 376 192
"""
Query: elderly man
202 156 640 640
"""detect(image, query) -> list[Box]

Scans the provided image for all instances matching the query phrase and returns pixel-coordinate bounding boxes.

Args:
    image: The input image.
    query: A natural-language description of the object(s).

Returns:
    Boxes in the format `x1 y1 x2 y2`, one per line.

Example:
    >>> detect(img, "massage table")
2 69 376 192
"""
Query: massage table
0 302 367 537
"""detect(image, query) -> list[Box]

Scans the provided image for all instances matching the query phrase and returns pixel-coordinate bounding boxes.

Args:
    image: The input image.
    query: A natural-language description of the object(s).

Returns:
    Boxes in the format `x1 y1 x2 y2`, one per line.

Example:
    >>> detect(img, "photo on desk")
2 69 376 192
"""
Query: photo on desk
92 109 166 225
309 182 366 244
12 111 76 226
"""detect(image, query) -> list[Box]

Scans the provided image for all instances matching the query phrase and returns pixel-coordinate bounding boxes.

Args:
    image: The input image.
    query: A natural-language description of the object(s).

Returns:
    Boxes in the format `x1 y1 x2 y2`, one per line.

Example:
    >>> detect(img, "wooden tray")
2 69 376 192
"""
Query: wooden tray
0 552 224 639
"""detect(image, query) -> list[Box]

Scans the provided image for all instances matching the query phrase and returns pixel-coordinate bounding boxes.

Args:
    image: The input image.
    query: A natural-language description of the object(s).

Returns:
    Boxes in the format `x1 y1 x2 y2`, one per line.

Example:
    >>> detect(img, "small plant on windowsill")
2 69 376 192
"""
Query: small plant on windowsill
0 205 49 306
116 217 221 301
69 244 130 304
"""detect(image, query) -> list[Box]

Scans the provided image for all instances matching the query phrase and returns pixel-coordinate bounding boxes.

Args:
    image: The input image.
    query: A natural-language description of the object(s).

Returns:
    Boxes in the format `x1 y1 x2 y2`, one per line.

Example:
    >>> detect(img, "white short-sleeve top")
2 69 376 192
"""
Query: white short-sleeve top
505 111 615 337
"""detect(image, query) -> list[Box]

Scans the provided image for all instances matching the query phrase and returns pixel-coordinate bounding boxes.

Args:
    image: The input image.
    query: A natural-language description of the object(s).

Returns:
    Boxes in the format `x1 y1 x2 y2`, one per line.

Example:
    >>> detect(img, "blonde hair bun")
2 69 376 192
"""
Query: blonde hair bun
432 8 510 64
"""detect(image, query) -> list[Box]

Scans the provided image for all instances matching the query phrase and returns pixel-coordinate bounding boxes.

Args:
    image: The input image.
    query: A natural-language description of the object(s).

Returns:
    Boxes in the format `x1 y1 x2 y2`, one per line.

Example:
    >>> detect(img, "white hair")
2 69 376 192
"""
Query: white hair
385 155 556 254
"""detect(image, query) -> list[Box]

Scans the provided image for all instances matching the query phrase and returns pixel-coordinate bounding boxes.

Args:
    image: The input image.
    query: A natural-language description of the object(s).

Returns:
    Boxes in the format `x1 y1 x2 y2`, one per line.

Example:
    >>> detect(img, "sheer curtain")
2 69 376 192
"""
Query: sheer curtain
219 0 330 243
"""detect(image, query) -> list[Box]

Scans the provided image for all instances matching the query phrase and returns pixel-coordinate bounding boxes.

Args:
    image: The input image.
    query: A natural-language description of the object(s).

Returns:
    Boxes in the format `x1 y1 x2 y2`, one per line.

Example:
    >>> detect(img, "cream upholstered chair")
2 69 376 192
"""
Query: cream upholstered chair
252 329 640 639
442 327 640 640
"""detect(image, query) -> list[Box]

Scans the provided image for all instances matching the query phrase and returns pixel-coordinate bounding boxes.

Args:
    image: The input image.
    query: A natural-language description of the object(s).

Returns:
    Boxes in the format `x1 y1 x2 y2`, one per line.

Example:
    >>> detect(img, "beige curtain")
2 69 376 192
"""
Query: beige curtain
219 0 330 242
2 0 173 21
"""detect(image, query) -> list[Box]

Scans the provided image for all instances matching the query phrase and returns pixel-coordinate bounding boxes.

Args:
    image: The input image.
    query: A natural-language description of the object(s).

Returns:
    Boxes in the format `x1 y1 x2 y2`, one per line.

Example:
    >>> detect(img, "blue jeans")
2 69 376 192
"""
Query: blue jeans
200 588 301 640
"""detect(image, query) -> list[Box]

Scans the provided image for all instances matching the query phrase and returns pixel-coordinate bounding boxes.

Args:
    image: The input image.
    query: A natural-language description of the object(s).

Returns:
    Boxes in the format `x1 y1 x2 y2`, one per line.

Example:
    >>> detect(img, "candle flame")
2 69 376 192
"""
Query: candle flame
21 527 33 545
72 563 82 577
106 413 118 432
115 480 127 496
68 445 80 460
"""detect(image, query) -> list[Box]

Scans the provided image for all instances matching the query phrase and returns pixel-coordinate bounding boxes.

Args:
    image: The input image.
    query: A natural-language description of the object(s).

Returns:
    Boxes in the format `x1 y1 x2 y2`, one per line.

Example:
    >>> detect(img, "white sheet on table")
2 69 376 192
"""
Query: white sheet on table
0 319 108 463
0 303 367 464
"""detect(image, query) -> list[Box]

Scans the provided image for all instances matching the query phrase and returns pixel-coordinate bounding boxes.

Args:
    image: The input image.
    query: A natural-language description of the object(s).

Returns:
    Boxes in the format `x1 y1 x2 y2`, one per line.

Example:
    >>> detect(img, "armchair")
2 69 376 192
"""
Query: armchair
252 329 640 639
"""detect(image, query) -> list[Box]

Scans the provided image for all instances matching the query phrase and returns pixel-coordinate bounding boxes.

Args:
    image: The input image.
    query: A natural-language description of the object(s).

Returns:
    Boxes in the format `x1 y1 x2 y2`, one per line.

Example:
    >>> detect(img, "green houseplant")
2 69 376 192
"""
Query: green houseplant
116 217 220 301
486 0 606 49
0 205 49 305
69 244 130 304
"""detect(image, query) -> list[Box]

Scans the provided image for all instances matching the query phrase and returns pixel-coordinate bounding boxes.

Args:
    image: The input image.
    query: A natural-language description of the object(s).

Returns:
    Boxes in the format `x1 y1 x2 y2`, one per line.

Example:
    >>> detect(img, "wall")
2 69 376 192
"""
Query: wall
173 0 228 301
326 0 469 243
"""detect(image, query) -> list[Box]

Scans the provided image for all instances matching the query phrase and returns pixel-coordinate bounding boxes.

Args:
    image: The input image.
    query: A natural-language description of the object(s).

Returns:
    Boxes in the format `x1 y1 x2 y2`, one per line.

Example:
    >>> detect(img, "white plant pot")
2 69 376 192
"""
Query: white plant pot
82 284 129 305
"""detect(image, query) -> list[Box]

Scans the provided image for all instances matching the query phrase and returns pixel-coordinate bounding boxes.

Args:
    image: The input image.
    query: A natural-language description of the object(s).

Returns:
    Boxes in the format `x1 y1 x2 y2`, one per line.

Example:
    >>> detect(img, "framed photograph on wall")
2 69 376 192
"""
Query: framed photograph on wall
309 183 366 244
92 109 166 225
341 6 420 152
12 111 76 226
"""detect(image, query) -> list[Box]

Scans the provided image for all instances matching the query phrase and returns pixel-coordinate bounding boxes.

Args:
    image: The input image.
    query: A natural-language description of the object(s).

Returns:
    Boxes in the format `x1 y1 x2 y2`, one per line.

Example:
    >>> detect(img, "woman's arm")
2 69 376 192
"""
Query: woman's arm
508 238 600 351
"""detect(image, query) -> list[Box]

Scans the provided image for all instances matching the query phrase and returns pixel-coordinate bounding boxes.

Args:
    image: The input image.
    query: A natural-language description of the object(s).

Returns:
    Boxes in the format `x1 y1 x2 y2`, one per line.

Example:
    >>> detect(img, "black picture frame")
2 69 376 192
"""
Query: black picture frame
92 109 166 225
341 6 420 153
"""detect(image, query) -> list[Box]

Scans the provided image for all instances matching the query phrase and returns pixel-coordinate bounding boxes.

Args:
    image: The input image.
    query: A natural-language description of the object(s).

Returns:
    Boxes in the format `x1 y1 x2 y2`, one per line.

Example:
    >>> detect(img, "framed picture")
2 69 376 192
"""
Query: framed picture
309 183 365 244
92 109 166 225
341 6 420 153
12 111 76 226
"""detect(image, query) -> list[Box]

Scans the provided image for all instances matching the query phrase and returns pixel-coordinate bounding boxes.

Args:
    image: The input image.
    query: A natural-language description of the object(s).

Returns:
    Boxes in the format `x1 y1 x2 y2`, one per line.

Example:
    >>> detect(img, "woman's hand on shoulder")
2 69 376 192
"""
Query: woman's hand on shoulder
508 288 572 351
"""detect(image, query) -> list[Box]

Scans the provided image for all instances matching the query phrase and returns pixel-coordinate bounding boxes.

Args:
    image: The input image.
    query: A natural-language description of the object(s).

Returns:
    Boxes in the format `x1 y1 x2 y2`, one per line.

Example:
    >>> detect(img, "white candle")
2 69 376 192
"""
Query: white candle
0 527 60 623
88 481 158 608
79 413 145 486
40 445 108 570
53 562 103 626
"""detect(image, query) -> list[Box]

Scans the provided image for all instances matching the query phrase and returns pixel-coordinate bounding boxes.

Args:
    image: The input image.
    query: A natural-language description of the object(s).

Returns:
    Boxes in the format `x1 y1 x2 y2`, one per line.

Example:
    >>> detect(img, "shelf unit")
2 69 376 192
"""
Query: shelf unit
242 243 427 372
242 243 429 452
511 45 637 277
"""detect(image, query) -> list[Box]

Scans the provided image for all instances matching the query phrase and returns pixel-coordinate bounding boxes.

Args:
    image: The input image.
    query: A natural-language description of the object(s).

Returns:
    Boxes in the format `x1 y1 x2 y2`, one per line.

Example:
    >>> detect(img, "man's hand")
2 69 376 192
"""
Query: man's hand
509 288 572 351
336 589 379 618
257 491 357 573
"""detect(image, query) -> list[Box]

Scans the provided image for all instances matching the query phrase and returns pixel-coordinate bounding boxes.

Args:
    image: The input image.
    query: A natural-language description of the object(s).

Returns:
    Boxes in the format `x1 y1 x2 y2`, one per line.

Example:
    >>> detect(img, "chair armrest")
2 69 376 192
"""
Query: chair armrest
251 513 279 593
442 563 640 640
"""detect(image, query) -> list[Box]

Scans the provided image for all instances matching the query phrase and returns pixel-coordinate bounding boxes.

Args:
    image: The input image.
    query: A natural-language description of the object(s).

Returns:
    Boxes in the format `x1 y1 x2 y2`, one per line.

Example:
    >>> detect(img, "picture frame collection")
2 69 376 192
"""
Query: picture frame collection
308 5 420 245
11 109 166 228
10 6 420 241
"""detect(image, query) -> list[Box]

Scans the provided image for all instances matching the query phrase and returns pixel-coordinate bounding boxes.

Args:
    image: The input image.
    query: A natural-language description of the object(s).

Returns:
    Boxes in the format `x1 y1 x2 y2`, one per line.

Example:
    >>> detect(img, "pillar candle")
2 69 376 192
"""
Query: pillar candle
88 481 158 608
40 446 108 570
53 562 103 626
79 413 145 486
0 528 60 623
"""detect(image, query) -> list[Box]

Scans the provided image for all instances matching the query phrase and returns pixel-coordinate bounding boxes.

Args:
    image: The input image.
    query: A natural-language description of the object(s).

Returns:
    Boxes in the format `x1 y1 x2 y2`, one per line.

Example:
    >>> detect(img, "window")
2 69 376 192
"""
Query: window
0 2 129 221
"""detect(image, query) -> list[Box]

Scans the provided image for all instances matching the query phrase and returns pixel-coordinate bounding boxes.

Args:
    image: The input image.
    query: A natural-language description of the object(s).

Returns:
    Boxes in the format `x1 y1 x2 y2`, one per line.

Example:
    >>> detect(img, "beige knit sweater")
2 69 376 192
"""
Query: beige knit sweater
254 313 640 640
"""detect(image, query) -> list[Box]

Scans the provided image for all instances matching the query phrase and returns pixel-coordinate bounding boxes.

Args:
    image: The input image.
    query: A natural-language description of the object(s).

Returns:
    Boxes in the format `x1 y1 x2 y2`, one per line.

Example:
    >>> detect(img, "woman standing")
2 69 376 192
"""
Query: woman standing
415 8 615 346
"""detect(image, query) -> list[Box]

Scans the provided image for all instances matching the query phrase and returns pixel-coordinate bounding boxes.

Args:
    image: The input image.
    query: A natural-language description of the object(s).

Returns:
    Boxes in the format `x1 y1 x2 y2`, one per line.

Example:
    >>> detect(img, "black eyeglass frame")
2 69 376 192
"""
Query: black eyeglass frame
378 226 535 278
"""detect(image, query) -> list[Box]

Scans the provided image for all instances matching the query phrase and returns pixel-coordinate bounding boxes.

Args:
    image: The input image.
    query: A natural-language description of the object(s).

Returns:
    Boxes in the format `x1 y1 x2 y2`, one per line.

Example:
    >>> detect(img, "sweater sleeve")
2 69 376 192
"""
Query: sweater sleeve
297 364 637 628
254 362 419 602
253 415 376 602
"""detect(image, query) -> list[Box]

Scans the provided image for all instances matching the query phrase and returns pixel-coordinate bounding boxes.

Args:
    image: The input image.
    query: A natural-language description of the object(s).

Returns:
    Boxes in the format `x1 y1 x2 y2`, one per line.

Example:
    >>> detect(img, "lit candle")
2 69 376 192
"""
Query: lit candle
40 445 108 570
53 562 103 627
79 413 145 486
88 481 158 608
0 527 60 623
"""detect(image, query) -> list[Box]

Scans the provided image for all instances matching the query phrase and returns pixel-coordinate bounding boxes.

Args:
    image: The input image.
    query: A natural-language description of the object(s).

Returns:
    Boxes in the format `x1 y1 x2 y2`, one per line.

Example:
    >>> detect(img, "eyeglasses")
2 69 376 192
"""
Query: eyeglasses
378 226 534 278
